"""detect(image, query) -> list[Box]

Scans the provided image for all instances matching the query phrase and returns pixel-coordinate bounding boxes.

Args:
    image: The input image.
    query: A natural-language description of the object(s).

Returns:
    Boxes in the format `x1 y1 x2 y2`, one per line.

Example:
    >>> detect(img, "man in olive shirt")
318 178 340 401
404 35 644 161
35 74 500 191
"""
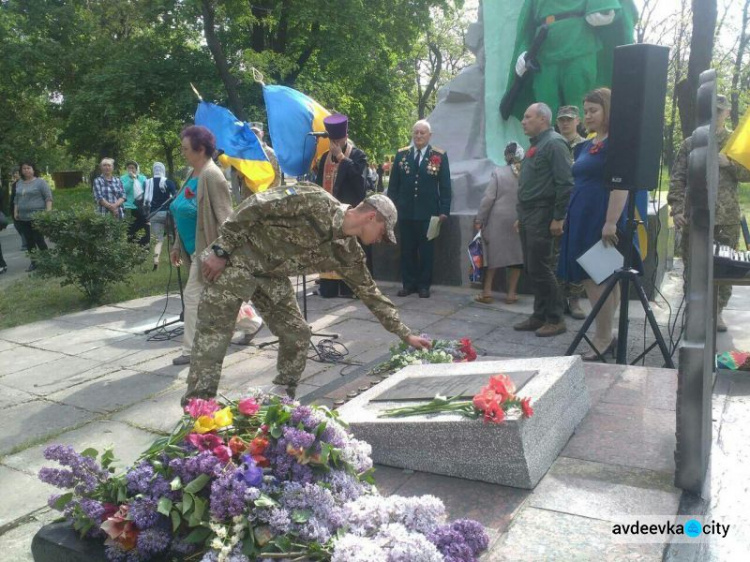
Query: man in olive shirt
514 103 574 337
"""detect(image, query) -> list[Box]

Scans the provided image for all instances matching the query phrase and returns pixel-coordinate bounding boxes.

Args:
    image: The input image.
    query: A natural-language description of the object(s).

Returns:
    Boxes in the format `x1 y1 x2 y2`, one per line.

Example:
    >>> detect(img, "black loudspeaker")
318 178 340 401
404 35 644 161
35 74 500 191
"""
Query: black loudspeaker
605 44 670 191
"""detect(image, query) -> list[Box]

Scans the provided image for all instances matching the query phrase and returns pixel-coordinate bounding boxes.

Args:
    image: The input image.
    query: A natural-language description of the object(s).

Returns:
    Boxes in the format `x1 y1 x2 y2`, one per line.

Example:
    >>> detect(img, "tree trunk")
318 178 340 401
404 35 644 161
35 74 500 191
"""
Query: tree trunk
162 139 175 181
200 0 247 121
417 42 442 120
665 0 690 169
677 0 717 139
730 0 750 128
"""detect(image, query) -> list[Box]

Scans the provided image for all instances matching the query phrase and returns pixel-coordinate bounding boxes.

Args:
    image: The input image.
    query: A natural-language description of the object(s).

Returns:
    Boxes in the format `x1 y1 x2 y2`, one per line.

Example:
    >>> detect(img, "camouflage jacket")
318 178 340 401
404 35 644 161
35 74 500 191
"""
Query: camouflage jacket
212 183 411 339
668 128 750 226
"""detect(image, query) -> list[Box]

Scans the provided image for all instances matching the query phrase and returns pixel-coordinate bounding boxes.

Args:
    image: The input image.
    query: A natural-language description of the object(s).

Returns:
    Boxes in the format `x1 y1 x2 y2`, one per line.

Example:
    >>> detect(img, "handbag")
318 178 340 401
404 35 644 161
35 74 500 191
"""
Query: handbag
0 210 8 231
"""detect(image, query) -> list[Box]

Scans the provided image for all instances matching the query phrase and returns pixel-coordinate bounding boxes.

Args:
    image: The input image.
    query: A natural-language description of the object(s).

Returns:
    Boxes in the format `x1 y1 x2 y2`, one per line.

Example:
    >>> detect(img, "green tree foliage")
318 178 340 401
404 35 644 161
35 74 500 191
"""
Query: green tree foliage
32 206 147 303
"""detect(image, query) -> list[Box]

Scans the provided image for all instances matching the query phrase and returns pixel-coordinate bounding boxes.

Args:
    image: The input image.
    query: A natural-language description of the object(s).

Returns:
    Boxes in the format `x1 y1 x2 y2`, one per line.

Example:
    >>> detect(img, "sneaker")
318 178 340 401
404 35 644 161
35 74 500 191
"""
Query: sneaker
717 314 728 333
513 317 545 331
535 322 567 337
172 354 191 366
0 266 7 275
567 299 586 320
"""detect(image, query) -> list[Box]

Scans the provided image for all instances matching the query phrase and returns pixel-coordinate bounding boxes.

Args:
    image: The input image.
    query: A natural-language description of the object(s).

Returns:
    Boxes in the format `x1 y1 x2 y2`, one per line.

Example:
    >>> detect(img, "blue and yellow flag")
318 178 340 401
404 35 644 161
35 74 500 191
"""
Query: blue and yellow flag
634 190 649 260
262 85 330 177
722 108 750 172
194 102 275 193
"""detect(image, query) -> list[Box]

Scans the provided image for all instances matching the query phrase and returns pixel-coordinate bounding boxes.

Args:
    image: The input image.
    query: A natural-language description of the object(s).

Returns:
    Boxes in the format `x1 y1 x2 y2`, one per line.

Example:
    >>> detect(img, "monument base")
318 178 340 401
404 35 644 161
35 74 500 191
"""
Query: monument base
338 356 589 489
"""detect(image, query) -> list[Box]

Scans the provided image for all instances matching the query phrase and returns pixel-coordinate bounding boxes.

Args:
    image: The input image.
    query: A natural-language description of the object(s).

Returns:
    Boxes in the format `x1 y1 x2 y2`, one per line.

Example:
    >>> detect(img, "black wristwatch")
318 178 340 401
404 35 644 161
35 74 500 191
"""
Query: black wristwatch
211 245 230 259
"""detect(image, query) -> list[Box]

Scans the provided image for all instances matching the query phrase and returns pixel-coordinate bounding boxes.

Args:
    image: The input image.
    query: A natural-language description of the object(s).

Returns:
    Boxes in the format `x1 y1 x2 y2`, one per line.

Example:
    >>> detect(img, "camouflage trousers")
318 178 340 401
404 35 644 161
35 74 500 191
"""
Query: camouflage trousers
184 265 311 402
553 236 585 300
681 223 740 311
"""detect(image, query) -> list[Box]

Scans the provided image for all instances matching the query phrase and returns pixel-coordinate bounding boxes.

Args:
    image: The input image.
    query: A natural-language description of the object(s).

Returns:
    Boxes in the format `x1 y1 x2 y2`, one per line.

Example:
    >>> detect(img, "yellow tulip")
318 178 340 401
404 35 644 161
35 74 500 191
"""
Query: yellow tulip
213 407 233 429
193 415 217 434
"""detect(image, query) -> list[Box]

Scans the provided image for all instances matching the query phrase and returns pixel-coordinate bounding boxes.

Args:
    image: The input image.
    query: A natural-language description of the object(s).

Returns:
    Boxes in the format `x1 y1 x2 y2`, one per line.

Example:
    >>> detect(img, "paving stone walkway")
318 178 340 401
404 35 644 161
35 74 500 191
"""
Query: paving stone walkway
0 272 748 560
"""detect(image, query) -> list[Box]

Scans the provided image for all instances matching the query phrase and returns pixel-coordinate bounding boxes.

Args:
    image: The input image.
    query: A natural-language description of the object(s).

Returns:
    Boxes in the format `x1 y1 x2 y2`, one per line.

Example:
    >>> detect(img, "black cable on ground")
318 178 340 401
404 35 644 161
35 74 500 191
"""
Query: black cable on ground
146 227 184 342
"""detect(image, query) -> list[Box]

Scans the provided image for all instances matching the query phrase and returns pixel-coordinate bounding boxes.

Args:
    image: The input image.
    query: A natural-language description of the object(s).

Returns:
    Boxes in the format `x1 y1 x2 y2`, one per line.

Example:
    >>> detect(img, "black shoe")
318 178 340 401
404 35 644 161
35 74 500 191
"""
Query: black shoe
397 287 417 297
418 288 430 298
172 354 191 366
0 266 7 275
26 263 36 272
152 263 159 271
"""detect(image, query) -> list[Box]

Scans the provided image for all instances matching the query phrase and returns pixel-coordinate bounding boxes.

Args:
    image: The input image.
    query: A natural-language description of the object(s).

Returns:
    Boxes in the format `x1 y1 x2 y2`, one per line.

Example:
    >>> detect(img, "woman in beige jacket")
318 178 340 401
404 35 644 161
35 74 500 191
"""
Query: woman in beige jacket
170 126 239 365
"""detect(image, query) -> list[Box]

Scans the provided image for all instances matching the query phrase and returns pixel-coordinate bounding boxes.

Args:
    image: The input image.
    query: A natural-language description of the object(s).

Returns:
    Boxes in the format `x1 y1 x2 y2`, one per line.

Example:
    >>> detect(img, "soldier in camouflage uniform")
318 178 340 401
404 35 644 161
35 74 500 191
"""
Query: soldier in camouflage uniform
182 183 430 405
668 95 750 332
554 105 587 319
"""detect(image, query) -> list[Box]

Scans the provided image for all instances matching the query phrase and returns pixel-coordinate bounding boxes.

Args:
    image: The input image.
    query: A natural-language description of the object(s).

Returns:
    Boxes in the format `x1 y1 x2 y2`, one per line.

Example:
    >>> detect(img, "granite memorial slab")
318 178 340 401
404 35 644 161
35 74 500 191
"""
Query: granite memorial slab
338 356 589 489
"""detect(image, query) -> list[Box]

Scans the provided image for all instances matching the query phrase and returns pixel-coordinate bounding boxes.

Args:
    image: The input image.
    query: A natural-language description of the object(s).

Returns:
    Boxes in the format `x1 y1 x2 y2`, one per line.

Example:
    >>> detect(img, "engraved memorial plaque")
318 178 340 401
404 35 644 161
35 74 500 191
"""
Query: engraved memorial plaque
370 371 538 402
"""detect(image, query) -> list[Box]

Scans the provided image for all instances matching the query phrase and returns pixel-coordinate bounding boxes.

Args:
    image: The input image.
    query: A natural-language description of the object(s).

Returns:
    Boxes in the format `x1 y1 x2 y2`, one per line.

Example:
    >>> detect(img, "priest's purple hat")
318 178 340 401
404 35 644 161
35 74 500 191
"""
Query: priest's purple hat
323 114 348 140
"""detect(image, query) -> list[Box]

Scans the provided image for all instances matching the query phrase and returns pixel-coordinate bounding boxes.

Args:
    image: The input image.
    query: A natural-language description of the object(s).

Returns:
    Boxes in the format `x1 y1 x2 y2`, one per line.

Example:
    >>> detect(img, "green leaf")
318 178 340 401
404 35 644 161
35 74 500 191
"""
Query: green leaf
270 426 282 439
291 509 311 524
117 485 127 503
157 497 173 516
101 448 116 471
254 494 278 508
183 526 211 544
170 476 182 491
182 493 194 515
192 496 207 522
80 447 98 458
184 473 210 494
171 509 182 533
52 492 73 511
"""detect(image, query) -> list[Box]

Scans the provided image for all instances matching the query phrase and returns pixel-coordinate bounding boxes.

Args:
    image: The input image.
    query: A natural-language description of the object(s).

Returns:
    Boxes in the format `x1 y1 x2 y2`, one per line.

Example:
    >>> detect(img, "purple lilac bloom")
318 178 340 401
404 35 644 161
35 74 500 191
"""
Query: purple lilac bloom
79 498 106 522
324 470 370 503
339 437 373 473
429 526 474 562
282 426 316 450
391 495 446 534
38 468 76 489
169 451 222 483
126 462 155 495
267 507 292 534
448 519 489 555
379 523 443 562
209 470 248 520
171 537 199 556
331 534 386 562
244 486 261 502
341 495 393 535
276 482 345 543
41 445 108 494
136 528 171 557
129 498 160 529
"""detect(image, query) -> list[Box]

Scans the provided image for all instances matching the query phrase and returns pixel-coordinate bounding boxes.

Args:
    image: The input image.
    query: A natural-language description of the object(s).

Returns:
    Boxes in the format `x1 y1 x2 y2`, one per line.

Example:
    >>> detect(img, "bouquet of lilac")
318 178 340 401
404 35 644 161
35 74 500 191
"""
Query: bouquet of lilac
370 337 479 376
39 391 489 561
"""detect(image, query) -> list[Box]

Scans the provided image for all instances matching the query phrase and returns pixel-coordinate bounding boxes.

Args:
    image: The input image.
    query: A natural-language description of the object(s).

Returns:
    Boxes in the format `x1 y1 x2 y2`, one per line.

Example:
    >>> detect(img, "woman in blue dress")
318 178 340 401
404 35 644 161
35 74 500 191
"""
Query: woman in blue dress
557 88 633 361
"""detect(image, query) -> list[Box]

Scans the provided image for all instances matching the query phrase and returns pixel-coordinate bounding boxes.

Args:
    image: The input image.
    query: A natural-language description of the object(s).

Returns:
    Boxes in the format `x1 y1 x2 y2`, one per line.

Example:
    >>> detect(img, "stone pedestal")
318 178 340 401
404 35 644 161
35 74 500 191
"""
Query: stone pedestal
338 356 590 489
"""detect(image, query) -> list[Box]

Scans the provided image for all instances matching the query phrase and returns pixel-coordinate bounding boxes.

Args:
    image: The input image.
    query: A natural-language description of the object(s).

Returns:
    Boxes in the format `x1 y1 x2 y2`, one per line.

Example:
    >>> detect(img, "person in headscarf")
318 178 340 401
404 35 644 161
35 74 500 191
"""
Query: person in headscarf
473 141 525 304
144 162 177 270
121 160 149 246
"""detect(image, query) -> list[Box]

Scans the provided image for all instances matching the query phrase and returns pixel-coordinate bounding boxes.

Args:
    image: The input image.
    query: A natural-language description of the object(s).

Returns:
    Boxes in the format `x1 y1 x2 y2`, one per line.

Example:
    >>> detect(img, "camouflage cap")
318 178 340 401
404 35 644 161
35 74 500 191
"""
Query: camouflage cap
364 194 398 244
716 95 730 111
556 105 579 119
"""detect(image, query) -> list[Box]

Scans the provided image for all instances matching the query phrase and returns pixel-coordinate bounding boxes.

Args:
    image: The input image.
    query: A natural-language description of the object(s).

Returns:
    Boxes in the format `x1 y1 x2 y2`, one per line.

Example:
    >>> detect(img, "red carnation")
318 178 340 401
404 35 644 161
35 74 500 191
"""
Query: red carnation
521 397 534 418
430 154 441 165
459 338 477 362
525 146 537 158
184 186 196 200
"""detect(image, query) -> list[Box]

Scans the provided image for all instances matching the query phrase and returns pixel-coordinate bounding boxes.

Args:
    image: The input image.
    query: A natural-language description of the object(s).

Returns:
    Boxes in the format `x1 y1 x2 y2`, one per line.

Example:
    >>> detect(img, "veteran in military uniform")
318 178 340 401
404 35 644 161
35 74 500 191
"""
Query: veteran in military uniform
668 94 750 332
183 184 430 405
387 119 452 298
554 105 587 319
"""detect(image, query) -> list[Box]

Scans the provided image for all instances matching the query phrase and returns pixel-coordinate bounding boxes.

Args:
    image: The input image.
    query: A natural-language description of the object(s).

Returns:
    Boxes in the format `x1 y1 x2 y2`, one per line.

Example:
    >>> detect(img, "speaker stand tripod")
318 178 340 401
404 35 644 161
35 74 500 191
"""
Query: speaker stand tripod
565 193 675 368
257 275 340 363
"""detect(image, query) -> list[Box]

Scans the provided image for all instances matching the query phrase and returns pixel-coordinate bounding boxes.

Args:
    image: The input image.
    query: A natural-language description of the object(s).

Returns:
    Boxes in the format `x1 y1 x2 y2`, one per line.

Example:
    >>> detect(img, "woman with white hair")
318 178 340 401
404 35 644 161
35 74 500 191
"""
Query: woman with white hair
143 162 177 270
473 141 526 304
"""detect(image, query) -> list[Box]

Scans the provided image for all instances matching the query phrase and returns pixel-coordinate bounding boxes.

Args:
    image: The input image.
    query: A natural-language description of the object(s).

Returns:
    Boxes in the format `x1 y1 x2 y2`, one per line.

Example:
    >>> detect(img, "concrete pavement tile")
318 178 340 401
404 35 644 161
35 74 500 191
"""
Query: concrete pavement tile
29 327 136 356
371 464 414 496
109 294 183 313
215 354 279 391
472 337 547 360
391 309 444 332
111 389 186 434
0 466 53 528
394 471 529 531
0 356 118 396
77 344 142 363
448 303 515 325
580 363 621 405
0 346 66 377
47 369 178 414
424 318 498 340
529 457 680 522
600 366 677 411
0 508 58 562
562 406 675 473
401 297 464 316
118 345 182 369
3 420 160 477
0 320 81 345
0 384 37 408
0 339 17 352
0 400 97 456
56 305 145 328
485 507 664 561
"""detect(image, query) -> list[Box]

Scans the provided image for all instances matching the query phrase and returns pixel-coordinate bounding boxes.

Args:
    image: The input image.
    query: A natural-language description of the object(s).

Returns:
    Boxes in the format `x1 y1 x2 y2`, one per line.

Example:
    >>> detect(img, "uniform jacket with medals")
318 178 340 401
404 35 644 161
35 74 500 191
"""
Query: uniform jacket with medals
388 145 452 221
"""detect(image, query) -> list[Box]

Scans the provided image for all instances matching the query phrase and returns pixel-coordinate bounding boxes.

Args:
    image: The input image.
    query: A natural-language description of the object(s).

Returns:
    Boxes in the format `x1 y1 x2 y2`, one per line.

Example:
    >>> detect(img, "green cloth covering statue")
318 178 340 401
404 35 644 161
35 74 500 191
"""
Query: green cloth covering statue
504 0 638 121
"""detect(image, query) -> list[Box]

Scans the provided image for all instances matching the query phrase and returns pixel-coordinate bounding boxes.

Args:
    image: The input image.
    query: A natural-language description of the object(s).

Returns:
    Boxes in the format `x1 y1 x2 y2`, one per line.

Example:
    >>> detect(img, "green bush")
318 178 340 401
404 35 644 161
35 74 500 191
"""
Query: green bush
31 206 147 303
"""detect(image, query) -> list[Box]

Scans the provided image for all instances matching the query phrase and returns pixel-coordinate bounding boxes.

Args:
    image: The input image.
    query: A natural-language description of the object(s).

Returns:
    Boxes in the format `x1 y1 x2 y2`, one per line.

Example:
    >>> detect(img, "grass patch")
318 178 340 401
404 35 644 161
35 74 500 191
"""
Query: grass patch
0 185 182 330
0 251 179 329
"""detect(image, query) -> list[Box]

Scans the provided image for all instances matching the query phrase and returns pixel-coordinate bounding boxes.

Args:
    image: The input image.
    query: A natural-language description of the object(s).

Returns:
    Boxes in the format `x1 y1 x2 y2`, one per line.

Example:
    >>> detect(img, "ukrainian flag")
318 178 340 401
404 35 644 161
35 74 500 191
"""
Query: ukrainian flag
262 85 330 177
635 190 649 260
722 108 750 172
194 101 275 193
